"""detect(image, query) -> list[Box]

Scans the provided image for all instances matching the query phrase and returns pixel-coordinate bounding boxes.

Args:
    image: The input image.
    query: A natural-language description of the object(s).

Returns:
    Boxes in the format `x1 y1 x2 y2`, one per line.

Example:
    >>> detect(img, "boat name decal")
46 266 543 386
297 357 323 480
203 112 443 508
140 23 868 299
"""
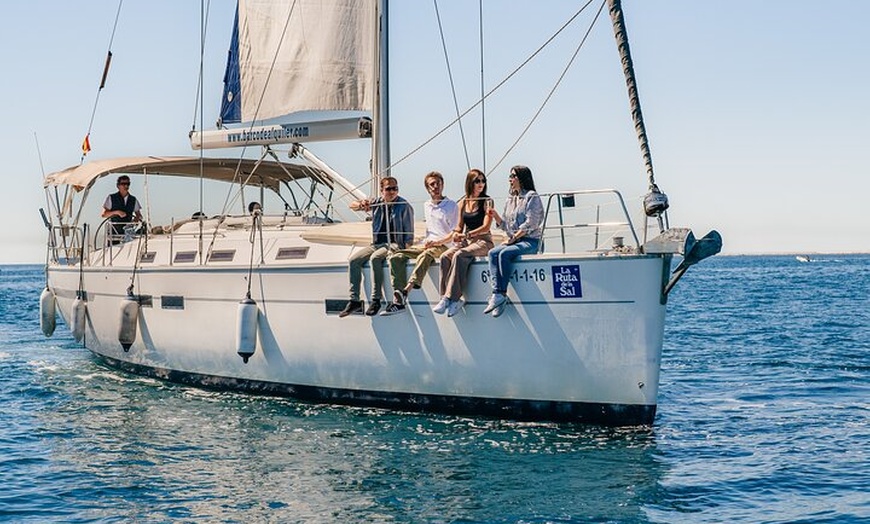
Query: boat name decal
480 267 547 284
226 124 310 144
552 265 582 298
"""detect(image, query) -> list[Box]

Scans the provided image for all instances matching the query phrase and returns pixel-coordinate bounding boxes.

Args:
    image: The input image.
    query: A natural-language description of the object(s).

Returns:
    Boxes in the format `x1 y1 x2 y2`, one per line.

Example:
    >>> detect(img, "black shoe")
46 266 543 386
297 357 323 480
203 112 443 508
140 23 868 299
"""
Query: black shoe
380 302 406 316
339 300 363 318
365 299 382 316
393 289 407 306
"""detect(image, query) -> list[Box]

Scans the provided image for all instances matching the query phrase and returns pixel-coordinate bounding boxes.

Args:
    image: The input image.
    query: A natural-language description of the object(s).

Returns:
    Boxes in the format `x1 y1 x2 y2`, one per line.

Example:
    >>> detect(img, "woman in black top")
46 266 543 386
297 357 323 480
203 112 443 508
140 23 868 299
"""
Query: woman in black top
433 169 494 317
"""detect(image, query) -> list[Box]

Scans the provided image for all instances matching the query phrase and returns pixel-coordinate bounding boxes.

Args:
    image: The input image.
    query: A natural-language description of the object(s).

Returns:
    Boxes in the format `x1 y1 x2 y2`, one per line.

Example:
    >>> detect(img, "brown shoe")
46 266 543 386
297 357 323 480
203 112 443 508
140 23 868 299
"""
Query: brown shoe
339 300 363 318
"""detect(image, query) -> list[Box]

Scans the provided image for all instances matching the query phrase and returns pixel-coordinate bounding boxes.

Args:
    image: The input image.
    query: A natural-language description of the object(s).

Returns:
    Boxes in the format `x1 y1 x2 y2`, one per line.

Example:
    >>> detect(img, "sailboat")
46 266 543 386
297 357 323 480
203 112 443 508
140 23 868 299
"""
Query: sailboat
39 0 720 426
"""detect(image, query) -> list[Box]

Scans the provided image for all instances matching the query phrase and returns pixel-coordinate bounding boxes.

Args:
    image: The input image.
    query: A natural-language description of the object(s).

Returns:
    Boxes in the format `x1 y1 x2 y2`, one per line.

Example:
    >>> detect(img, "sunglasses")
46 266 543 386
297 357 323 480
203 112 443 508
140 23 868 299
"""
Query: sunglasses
383 186 399 192
118 182 130 186
508 174 517 179
473 178 486 184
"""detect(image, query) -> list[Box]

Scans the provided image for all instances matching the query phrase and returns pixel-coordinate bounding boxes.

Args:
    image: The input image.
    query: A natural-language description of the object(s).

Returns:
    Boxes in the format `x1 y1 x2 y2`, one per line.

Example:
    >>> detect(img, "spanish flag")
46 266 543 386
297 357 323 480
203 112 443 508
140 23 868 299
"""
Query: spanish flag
81 134 91 156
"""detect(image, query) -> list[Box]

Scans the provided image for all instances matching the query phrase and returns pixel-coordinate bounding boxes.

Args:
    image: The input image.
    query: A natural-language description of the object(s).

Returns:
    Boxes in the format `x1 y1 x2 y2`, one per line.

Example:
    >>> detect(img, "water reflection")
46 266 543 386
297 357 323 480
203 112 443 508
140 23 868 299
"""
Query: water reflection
35 365 666 523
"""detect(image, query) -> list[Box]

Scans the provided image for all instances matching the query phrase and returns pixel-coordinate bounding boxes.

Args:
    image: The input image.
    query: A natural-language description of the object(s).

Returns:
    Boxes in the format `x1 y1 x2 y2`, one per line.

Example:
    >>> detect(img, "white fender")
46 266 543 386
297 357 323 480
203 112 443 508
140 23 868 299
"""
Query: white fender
118 295 140 352
236 297 259 363
71 297 87 343
39 287 56 337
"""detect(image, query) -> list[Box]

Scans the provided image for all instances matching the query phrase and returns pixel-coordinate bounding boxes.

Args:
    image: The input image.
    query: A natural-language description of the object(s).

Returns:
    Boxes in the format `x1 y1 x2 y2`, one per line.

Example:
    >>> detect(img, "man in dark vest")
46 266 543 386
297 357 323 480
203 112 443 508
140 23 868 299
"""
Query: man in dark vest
101 175 142 243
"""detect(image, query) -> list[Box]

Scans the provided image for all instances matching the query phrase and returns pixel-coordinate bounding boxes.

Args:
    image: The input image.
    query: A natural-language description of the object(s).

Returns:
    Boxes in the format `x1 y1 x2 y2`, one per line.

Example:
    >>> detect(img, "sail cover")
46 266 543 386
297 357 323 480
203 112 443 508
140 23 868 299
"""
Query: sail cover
220 0 376 124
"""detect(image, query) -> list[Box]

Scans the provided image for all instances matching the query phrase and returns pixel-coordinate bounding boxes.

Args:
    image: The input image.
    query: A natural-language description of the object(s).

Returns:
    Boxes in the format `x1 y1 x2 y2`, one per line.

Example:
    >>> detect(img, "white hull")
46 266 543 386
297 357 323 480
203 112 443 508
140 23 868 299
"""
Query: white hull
47 223 669 425
39 2 723 426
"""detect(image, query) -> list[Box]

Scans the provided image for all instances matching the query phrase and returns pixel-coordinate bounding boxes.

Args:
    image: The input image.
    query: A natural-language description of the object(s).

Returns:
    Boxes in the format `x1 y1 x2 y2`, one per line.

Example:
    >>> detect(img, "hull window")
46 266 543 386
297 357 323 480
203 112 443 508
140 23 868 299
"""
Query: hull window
161 296 185 310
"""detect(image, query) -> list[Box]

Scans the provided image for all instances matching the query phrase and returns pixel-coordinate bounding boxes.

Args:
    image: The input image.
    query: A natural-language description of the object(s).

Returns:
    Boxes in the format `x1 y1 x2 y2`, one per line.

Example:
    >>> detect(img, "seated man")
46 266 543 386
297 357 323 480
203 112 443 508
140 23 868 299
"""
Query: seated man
382 171 458 316
101 175 143 244
339 176 414 318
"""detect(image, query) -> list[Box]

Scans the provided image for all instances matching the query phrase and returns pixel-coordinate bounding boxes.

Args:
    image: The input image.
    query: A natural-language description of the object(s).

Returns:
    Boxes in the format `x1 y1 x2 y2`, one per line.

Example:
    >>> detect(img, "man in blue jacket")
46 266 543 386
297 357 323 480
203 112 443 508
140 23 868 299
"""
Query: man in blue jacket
340 176 414 317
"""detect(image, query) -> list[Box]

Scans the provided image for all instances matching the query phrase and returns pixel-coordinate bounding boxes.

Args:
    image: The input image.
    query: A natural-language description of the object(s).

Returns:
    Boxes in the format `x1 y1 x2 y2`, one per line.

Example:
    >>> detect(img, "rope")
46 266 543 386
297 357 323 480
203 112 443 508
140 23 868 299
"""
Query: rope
81 0 124 164
77 225 86 298
608 0 656 189
245 211 262 299
126 231 146 297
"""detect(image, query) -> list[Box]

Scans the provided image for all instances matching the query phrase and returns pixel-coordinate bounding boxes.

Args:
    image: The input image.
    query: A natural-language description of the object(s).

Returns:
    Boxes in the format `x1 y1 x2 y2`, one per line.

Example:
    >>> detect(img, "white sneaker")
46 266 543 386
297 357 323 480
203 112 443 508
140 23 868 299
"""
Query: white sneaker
491 299 508 318
446 299 465 317
482 293 505 314
432 296 450 315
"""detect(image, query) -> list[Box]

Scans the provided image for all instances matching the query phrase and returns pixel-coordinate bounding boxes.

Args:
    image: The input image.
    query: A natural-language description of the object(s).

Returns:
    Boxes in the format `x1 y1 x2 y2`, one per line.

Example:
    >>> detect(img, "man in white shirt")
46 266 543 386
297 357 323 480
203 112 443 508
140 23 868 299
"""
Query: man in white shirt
382 171 458 316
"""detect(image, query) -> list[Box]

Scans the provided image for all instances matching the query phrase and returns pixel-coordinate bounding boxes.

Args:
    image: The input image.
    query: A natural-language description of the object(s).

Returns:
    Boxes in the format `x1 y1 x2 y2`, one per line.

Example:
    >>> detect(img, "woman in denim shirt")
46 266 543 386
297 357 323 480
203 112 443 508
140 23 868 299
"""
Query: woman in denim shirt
484 165 543 318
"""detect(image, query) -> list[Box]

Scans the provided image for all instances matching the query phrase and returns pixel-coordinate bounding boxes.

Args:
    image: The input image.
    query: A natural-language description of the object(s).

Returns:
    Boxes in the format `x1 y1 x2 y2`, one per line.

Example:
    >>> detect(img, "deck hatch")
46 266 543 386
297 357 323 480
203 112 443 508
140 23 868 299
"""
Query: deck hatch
276 247 310 260
173 251 197 263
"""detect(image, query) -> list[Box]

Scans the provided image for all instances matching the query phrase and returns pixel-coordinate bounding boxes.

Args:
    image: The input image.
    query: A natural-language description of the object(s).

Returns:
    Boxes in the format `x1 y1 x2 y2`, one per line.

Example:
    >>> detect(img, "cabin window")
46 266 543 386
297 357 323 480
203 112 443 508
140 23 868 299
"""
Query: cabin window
174 251 197 263
161 296 184 310
140 252 156 263
209 249 236 262
276 247 310 260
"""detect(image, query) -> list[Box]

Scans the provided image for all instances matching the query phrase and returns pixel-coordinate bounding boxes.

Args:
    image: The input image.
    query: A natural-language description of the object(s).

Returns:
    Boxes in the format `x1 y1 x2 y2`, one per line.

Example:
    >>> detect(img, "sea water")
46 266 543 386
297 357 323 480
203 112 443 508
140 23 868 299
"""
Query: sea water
1 256 867 523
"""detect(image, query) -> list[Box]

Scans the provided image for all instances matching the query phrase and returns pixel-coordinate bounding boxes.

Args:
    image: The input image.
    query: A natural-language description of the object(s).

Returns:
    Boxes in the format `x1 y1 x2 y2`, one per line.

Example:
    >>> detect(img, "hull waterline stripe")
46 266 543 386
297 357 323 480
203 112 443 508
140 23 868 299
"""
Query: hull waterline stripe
96 355 656 426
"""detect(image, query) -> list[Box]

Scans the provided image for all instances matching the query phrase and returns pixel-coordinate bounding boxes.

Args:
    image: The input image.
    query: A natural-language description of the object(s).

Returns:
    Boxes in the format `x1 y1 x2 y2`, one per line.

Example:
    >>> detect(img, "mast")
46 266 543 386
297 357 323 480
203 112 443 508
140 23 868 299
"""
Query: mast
372 0 391 190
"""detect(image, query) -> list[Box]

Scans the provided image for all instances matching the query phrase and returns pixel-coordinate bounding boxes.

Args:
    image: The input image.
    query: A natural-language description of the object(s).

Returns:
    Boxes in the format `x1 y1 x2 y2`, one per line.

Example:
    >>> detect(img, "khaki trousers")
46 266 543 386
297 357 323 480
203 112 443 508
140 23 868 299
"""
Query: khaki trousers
388 244 448 293
439 235 494 301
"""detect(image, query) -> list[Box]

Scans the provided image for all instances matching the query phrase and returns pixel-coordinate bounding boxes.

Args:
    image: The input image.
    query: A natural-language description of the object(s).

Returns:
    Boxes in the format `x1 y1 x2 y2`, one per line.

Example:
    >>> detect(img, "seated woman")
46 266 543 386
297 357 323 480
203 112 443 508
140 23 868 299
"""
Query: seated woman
433 169 494 317
484 165 544 318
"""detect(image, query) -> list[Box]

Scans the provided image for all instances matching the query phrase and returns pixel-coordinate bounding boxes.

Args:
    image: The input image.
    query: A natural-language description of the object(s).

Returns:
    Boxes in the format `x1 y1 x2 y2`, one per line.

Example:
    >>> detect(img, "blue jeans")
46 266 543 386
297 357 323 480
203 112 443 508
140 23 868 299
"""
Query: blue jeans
487 238 540 294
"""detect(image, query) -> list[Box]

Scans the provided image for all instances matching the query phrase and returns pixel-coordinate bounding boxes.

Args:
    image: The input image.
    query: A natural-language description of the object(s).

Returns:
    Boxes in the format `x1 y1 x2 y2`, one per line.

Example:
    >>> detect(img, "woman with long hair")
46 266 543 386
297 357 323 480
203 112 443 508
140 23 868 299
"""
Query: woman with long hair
484 165 544 318
432 169 494 317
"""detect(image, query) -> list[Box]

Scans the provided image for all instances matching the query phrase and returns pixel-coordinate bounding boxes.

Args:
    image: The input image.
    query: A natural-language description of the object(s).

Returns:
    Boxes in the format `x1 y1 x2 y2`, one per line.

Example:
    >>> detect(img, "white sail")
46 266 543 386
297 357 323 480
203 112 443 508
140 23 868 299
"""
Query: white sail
230 0 376 123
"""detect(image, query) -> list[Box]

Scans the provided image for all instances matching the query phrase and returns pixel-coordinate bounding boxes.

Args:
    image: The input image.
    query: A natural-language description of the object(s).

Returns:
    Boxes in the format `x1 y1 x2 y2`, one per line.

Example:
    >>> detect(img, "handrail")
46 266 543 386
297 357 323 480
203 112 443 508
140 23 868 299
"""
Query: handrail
540 189 639 254
47 224 84 265
93 217 147 266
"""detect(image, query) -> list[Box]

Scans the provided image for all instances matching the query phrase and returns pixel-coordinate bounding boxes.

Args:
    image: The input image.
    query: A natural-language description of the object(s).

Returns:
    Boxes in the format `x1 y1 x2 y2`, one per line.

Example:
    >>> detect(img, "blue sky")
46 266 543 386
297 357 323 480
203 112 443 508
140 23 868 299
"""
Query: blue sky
2 1 868 263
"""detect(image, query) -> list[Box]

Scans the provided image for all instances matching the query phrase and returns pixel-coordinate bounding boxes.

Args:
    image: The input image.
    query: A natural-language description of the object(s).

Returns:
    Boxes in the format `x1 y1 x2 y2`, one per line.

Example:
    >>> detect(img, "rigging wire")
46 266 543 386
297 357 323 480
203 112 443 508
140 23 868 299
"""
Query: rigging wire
382 0 596 176
197 0 210 262
490 0 606 174
478 0 486 173
191 0 212 134
433 0 470 170
81 0 124 164
220 1 299 219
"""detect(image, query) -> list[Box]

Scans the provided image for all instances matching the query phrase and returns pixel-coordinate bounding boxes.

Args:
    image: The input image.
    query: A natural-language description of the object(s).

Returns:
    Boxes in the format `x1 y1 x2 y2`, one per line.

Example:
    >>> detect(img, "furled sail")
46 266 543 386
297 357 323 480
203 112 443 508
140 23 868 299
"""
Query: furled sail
220 0 376 125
